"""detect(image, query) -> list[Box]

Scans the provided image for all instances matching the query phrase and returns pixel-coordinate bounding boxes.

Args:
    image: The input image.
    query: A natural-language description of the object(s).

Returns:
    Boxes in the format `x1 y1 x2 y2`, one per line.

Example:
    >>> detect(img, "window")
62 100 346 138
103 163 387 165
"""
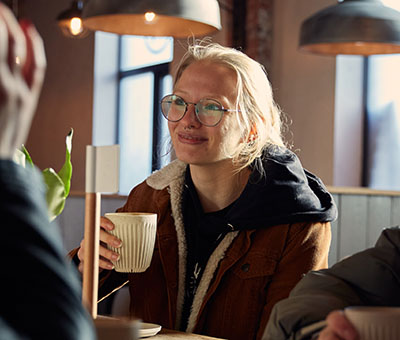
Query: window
92 34 173 195
364 0 400 189
334 1 400 188
118 36 173 194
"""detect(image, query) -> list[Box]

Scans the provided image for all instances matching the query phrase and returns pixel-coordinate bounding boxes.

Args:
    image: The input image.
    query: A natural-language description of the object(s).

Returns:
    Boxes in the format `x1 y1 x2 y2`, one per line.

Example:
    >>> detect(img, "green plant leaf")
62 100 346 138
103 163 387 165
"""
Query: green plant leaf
13 149 26 167
18 129 73 222
21 145 34 167
57 128 73 198
43 168 66 222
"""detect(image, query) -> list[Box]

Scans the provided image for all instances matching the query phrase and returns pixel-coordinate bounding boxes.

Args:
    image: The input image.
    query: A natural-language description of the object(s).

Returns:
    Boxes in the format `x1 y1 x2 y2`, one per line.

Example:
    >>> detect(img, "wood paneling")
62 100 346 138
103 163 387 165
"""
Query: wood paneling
328 194 339 266
338 195 368 260
59 189 400 267
56 194 127 251
328 191 400 266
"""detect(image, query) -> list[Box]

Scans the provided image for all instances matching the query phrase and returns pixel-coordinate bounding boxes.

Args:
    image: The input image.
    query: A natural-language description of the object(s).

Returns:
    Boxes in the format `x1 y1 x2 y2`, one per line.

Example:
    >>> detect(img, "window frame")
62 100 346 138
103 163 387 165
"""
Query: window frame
117 36 171 174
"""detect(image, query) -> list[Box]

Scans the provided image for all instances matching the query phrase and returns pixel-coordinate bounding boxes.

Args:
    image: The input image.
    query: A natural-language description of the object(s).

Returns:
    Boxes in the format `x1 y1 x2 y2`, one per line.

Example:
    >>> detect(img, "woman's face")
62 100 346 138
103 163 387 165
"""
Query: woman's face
169 61 242 166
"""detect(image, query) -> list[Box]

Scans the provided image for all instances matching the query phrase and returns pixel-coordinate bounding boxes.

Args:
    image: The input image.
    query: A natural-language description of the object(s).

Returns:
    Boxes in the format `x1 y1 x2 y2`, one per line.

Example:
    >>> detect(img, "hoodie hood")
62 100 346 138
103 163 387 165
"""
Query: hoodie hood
225 146 337 230
147 145 337 233
186 145 337 234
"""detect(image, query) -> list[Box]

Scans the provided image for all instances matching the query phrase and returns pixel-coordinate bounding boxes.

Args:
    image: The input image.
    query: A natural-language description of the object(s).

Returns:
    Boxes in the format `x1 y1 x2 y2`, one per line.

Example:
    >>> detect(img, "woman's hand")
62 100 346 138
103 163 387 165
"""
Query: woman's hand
0 3 46 159
318 311 359 340
77 216 122 273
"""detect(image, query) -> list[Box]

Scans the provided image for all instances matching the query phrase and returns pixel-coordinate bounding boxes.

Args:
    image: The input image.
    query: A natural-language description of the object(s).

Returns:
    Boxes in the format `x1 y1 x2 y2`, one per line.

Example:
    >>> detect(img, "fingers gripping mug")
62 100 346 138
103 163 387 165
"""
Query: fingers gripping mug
344 306 400 340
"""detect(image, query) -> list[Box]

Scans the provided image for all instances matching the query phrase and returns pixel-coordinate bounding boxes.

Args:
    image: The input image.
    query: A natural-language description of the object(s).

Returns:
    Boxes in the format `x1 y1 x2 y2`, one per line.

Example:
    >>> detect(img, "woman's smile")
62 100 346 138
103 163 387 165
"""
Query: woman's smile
177 131 208 144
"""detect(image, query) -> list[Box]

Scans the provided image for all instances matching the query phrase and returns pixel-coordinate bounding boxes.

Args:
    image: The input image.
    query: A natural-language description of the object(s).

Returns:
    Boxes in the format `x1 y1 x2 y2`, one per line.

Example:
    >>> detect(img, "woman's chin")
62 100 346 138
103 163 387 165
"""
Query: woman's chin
176 154 229 167
176 154 203 164
175 152 208 165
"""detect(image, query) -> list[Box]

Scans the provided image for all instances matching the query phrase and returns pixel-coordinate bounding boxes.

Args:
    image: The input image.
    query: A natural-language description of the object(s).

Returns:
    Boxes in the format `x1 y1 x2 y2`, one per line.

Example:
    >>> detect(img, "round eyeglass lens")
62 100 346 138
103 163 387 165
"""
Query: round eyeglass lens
161 95 186 122
197 98 224 126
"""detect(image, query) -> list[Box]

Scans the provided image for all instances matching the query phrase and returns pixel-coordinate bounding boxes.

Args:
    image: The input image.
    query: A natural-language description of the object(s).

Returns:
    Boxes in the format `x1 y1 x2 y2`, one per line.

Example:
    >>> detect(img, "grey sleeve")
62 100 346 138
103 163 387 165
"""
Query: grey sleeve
262 271 364 340
263 227 400 340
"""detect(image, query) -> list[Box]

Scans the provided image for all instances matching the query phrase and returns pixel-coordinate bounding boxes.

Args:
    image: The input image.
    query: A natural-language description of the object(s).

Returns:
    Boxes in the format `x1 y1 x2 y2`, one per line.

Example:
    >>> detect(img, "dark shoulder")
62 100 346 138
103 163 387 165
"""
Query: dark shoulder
262 145 297 164
376 227 400 250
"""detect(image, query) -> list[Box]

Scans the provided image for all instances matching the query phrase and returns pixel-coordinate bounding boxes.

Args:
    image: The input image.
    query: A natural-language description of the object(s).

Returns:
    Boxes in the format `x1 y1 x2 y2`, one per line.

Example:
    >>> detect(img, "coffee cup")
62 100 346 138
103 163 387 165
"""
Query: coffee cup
344 306 400 340
95 316 140 340
104 212 157 273
94 315 142 340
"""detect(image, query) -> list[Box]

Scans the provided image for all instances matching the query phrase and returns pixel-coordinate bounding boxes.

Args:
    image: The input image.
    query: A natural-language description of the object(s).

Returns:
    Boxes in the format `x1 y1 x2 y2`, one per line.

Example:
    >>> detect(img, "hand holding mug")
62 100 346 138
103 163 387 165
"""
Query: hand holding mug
77 216 122 273
318 310 359 340
77 213 157 273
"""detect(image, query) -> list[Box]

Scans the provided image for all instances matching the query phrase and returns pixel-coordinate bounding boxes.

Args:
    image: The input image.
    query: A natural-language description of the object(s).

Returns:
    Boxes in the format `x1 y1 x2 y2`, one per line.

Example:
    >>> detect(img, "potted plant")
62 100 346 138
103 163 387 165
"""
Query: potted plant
15 129 73 221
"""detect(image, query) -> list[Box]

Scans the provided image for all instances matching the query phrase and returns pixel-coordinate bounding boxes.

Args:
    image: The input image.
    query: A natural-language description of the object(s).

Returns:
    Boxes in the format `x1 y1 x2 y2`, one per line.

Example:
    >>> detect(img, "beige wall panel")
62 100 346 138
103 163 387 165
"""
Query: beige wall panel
24 0 95 191
338 195 368 259
271 0 337 184
366 196 391 247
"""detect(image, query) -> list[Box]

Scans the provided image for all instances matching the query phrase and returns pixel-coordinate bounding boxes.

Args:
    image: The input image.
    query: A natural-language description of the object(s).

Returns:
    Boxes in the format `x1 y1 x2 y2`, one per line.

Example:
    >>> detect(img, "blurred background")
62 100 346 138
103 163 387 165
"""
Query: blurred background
4 0 400 260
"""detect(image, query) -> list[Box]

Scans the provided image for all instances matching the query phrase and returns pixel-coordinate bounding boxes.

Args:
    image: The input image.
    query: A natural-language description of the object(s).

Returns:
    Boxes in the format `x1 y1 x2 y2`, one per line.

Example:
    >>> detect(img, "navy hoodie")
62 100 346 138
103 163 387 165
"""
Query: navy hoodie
180 145 337 329
183 145 337 235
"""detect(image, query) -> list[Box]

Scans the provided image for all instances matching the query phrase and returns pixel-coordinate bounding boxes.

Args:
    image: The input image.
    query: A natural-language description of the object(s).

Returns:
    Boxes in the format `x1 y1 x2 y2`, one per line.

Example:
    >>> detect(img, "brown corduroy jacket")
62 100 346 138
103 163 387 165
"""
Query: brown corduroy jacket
91 160 332 340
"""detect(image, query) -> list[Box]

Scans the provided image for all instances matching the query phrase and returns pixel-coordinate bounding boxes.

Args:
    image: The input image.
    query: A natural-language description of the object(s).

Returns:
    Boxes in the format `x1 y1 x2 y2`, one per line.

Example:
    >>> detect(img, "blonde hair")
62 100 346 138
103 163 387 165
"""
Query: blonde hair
174 42 285 171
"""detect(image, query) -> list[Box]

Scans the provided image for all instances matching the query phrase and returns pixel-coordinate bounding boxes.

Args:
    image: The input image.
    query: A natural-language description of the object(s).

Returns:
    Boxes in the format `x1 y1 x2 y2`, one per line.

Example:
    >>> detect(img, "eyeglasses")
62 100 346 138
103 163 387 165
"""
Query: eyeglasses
160 94 239 127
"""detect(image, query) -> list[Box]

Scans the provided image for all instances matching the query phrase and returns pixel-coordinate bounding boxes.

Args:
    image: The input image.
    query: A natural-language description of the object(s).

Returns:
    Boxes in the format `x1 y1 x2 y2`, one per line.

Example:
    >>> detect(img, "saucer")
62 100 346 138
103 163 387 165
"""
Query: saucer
140 323 162 338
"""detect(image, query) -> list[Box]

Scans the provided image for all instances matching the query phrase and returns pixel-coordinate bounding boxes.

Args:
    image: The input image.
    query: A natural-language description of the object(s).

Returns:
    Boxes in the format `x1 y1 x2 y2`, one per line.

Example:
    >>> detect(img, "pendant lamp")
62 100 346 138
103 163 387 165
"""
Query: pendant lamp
81 0 221 37
57 0 89 38
299 0 400 55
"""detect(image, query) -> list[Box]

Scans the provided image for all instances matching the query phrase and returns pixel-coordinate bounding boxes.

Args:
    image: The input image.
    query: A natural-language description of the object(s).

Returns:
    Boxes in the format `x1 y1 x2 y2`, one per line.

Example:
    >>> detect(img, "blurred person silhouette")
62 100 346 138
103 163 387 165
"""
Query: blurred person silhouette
0 3 95 339
263 226 400 340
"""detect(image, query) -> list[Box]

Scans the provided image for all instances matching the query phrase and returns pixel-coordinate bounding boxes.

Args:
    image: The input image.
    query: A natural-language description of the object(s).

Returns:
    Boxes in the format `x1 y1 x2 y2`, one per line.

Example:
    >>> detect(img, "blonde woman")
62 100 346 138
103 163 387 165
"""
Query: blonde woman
76 42 336 340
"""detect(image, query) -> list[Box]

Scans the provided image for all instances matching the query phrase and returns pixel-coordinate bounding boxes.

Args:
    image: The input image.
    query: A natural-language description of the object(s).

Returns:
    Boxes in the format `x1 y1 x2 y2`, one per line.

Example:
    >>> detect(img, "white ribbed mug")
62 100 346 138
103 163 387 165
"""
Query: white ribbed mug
105 212 157 273
344 306 400 340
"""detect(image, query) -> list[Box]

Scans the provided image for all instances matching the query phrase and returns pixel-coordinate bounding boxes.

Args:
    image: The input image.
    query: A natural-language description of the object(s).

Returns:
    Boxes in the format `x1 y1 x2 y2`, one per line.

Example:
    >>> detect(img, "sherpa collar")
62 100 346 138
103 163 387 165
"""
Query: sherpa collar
146 159 239 332
146 159 187 190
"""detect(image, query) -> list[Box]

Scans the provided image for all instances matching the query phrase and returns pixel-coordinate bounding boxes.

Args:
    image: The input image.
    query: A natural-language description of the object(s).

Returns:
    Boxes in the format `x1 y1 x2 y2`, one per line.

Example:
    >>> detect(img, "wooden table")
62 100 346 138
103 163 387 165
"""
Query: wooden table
149 328 226 339
95 316 225 339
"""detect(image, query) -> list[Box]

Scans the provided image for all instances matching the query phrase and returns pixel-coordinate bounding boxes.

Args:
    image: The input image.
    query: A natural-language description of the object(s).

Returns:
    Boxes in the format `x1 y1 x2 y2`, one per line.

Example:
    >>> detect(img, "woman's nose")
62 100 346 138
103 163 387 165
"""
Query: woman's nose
181 103 201 126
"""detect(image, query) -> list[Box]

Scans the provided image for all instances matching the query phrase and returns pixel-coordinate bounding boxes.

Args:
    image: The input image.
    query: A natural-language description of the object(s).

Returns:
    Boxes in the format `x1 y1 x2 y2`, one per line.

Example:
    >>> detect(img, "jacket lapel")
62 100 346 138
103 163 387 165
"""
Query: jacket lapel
146 160 255 332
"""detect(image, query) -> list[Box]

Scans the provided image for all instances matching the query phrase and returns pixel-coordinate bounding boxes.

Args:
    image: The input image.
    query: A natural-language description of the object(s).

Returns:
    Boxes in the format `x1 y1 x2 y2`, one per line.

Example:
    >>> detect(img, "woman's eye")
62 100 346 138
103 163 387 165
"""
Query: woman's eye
174 98 186 106
204 104 221 111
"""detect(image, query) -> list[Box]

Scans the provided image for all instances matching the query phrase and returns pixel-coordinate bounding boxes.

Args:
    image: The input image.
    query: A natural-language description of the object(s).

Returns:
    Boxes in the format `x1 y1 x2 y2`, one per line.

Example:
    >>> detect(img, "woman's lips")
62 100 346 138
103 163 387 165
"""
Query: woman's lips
177 132 207 144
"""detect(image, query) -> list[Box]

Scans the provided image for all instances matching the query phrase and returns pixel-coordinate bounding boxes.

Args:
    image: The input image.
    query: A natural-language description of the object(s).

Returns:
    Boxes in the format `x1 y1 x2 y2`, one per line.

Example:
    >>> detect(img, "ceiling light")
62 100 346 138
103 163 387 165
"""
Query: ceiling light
57 0 89 38
299 0 400 56
81 0 221 37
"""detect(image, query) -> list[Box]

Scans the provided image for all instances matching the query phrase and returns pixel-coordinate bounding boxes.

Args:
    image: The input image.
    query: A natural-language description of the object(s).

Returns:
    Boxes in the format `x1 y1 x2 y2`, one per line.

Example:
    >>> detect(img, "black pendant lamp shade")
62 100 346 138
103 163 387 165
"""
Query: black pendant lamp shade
81 0 222 37
299 0 400 55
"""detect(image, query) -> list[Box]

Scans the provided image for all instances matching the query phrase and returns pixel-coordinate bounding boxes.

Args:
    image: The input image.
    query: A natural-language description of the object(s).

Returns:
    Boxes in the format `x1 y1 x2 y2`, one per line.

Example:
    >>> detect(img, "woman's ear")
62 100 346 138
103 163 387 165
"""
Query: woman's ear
248 123 257 142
